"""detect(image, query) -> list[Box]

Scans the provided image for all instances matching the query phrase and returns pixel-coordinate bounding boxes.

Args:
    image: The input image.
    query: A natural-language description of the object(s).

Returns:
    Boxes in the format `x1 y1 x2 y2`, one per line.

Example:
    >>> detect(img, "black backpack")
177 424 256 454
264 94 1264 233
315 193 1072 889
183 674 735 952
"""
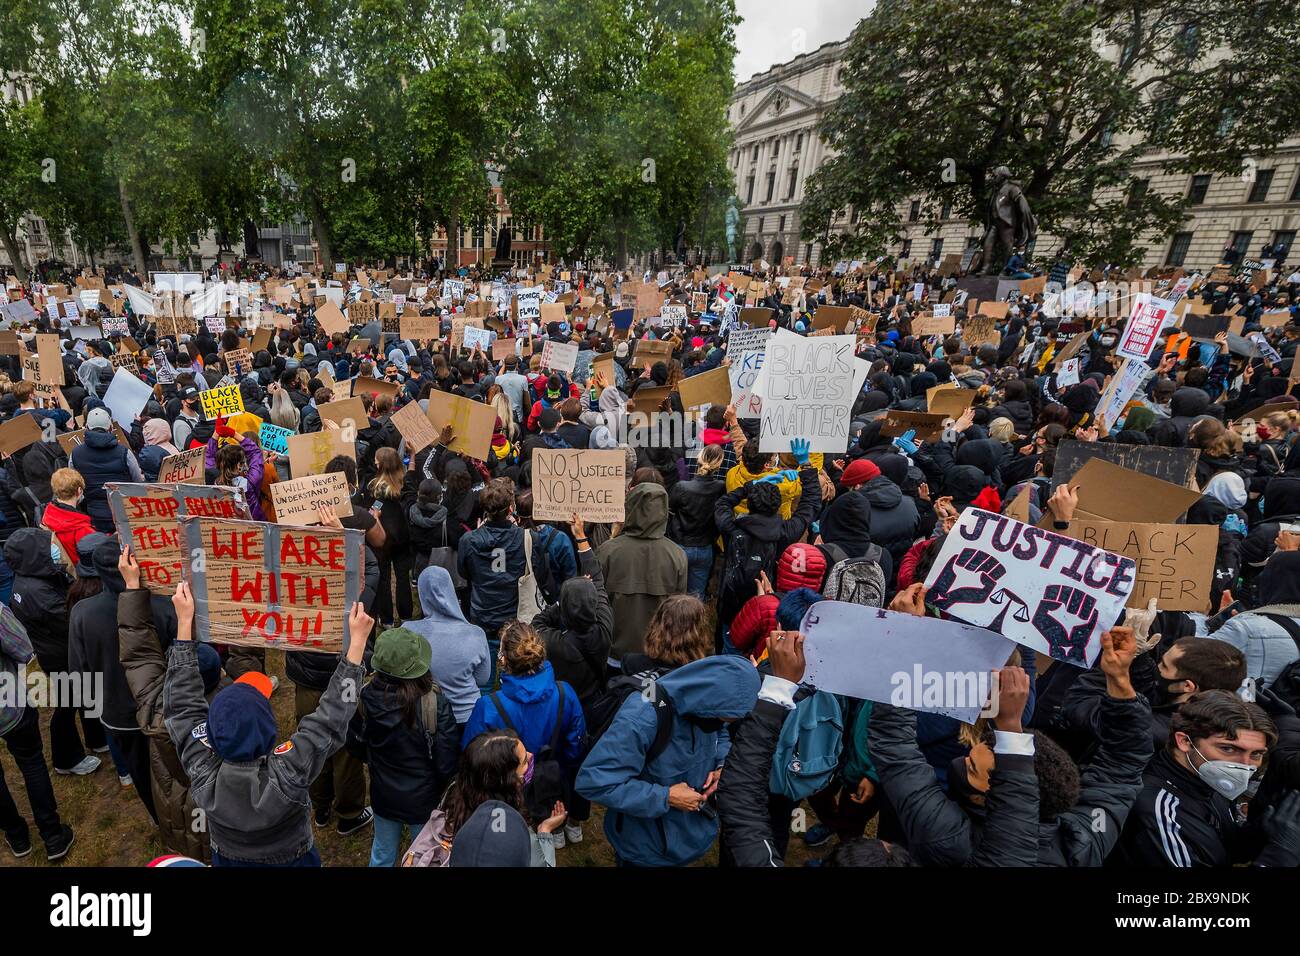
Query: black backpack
1261 614 1300 711
719 528 782 615
584 671 676 760
491 689 577 822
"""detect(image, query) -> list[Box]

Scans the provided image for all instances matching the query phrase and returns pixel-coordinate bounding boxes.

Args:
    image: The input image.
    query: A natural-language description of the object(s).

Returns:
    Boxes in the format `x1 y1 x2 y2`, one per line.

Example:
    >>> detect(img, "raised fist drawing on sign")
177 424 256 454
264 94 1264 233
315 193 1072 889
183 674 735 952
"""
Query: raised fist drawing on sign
1032 584 1099 665
929 548 1006 615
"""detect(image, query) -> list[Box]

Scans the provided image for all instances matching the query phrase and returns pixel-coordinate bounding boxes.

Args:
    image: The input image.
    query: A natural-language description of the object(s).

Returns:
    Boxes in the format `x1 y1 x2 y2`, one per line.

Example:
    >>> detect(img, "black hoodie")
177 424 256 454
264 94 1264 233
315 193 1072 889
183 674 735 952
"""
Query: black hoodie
4 527 71 663
531 549 614 711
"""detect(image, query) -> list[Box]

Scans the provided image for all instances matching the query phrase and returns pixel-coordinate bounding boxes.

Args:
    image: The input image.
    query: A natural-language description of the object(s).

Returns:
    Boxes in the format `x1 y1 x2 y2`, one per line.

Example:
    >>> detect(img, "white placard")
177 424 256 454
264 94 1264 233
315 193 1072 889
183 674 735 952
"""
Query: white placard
757 329 857 452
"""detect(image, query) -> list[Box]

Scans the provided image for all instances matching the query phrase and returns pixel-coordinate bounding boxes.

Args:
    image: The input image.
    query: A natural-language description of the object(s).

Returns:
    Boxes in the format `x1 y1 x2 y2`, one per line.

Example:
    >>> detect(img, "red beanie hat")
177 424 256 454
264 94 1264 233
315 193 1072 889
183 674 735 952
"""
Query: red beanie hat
841 458 881 489
972 486 1003 513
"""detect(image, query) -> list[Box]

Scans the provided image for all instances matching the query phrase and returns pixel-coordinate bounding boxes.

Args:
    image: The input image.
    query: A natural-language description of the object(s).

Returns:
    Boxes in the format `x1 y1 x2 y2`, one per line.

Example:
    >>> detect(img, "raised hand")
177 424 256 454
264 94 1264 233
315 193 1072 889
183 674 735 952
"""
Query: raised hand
928 548 1006 614
1032 584 1099 664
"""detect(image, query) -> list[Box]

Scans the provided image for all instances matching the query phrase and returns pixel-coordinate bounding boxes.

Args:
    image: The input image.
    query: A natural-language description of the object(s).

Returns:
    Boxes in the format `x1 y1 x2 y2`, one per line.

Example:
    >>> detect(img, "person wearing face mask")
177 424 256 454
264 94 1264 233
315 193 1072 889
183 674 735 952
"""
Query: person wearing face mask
1115 690 1300 867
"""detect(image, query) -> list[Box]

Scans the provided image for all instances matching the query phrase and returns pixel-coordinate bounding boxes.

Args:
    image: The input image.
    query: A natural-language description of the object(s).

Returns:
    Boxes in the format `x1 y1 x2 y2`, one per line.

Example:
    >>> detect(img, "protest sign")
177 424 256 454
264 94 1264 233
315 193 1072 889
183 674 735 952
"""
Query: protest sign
1055 457 1202 524
451 315 484 348
927 385 976 420
923 508 1137 667
1116 294 1176 361
390 399 440 453
629 338 673 369
963 314 1000 346
1057 520 1217 612
287 430 354 480
425 390 496 461
737 307 773 329
463 325 493 352
799 602 1016 724
157 446 205 485
880 409 947 443
400 313 439 340
912 314 956 337
103 367 154 427
270 472 354 527
628 385 670 411
199 383 244 419
179 516 364 654
1094 358 1148 435
757 330 857 452
492 337 517 360
223 347 253 376
661 304 689 328
259 422 294 456
811 305 852 332
105 483 251 594
36 334 65 385
532 449 627 522
0 414 42 456
314 301 349 335
317 397 367 431
540 340 578 375
677 365 732 411
1052 440 1199 491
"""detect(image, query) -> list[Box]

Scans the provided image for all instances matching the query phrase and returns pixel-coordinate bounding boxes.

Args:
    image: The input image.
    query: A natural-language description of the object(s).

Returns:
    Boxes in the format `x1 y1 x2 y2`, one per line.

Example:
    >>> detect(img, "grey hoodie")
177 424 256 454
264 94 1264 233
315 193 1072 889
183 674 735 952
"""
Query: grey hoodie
406 566 492 723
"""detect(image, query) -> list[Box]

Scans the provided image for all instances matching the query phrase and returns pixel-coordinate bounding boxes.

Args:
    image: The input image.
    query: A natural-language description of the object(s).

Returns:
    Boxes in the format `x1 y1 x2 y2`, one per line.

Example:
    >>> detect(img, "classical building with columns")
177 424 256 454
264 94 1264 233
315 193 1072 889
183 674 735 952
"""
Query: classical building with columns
729 37 1300 273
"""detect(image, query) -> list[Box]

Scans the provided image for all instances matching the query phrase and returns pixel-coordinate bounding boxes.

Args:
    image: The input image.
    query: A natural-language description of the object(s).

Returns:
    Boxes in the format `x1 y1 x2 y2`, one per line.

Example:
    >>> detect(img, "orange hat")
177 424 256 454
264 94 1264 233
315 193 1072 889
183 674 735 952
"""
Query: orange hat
235 671 274 699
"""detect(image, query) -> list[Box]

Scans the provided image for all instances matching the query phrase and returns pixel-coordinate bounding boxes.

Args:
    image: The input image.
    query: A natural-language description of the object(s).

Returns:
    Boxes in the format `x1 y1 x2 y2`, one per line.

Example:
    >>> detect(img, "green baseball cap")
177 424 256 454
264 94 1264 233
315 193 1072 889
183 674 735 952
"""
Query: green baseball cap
372 628 432 680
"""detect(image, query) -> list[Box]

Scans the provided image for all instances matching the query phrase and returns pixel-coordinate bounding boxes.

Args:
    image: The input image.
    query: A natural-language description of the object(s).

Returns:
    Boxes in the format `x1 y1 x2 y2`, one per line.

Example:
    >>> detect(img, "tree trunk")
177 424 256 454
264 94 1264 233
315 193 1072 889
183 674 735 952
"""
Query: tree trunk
444 204 461 271
0 220 27 276
306 191 333 271
118 176 148 276
616 222 628 271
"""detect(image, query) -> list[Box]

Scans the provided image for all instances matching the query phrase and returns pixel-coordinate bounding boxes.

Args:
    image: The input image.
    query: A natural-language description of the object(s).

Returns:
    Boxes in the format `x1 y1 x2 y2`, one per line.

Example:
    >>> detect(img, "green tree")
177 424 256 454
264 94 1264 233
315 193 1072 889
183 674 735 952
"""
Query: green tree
803 0 1300 267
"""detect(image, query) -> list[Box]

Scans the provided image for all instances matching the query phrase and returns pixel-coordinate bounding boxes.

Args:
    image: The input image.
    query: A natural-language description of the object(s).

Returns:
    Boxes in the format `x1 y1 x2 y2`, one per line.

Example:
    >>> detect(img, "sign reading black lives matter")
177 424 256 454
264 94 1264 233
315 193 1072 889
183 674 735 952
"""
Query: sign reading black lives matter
923 508 1136 668
757 328 857 452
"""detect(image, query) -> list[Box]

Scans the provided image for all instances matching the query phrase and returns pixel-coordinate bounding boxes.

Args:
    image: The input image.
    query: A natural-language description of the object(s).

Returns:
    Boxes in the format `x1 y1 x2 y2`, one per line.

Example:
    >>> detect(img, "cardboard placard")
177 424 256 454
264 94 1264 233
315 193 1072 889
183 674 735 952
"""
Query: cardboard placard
270 472 354 527
629 385 671 411
924 508 1137 667
178 516 364 654
223 347 253 376
927 385 977 419
349 377 401 402
677 365 732 411
629 338 673 369
811 305 853 332
540 340 578 375
317 397 368 430
425 391 496 462
157 446 206 485
259 422 294 456
963 314 1000 346
1053 457 1202 524
492 338 517 360
36 334 65 385
757 331 859 453
737 307 774 329
314 301 349 335
105 483 251 594
1057 520 1217 612
0 413 43 457
880 409 947 443
532 449 627 522
390 399 440 454
912 314 957 337
400 313 440 341
1052 440 1199 491
287 430 355 480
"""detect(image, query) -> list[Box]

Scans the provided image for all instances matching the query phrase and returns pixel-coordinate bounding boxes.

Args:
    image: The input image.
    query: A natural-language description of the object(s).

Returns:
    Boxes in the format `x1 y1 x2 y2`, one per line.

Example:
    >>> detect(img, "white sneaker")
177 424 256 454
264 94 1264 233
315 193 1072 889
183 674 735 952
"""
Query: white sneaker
564 823 583 845
269 675 280 693
551 827 566 849
118 774 133 787
55 755 101 776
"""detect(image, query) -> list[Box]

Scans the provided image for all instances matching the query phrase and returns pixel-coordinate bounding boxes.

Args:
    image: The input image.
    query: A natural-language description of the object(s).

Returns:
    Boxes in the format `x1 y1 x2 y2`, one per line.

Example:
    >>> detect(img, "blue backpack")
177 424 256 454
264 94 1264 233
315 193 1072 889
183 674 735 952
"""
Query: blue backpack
768 689 843 801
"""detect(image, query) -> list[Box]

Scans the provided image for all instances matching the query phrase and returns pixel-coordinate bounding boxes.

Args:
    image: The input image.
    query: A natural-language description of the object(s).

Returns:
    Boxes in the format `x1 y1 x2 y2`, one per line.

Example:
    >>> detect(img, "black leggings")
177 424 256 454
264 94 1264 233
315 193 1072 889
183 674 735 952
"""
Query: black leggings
376 547 414 624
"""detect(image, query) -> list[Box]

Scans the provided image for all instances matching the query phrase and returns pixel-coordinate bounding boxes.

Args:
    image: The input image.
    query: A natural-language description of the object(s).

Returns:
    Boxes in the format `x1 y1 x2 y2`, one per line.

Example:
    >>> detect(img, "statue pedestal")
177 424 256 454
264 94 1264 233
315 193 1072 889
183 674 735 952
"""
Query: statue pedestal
955 275 1023 303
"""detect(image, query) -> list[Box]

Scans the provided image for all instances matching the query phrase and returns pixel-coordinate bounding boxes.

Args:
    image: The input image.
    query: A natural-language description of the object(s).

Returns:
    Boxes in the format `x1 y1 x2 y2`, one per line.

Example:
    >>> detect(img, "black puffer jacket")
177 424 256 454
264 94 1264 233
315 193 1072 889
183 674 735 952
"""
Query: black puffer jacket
531 548 613 712
667 473 725 548
859 476 921 568
4 527 70 663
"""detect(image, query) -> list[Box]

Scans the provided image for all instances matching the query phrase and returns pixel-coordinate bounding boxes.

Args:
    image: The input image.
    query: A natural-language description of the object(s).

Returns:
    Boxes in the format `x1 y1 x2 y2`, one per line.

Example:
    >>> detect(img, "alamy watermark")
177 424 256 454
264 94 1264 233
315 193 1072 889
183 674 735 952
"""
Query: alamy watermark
0 666 103 718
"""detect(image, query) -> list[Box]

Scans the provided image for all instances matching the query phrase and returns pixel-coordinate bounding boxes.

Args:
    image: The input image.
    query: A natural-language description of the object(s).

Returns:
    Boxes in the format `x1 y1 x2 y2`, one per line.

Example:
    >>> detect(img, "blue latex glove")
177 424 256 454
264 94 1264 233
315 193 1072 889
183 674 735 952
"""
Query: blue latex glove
790 438 811 466
892 428 919 455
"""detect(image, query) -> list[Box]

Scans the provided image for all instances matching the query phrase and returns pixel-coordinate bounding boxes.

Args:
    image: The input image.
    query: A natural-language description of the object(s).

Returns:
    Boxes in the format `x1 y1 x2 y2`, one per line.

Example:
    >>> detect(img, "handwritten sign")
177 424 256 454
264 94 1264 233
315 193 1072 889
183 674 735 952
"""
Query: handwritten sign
157 447 206 485
224 347 253 377
540 340 578 375
532 449 627 522
270 472 354 527
1057 520 1217 612
106 483 250 594
401 313 440 340
1116 294 1176 362
287 430 354 480
259 422 294 456
179 516 363 654
757 330 857 453
200 383 244 418
425 391 496 462
924 508 1136 667
390 400 439 454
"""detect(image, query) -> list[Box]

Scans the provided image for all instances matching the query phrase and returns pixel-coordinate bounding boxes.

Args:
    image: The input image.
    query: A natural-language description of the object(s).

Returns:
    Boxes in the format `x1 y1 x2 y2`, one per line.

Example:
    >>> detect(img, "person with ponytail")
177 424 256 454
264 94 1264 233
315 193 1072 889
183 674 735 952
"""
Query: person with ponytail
360 447 413 627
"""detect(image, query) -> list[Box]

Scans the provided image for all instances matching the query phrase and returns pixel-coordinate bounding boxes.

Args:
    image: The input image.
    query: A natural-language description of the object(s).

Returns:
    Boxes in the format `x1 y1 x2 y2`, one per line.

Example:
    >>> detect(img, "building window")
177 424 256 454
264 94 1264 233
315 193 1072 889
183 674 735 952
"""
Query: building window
765 171 776 203
940 198 952 220
745 175 755 204
908 200 920 222
779 215 786 232
1291 175 1300 202
1126 178 1149 209
1187 174 1211 204
806 243 814 261
757 218 764 233
930 239 944 261
1230 231 1253 258
1272 231 1296 258
1247 169 1275 203
899 239 912 259
786 166 798 199
752 145 759 162
795 132 803 152
1167 231 1193 267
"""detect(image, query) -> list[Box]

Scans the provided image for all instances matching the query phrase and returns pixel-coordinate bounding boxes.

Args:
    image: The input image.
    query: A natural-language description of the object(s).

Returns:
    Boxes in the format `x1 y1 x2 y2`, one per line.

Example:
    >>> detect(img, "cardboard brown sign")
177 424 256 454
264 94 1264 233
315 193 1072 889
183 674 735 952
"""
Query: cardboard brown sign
390 399 440 454
532 449 627 522
0 413 42 456
287 430 355 480
811 305 853 333
271 472 354 527
1053 457 1202 524
927 385 977 419
317 397 368 430
880 410 947 443
425 391 496 462
314 301 349 335
629 339 673 369
912 315 956 337
629 385 671 412
157 446 206 485
1058 520 1217 612
676 365 732 411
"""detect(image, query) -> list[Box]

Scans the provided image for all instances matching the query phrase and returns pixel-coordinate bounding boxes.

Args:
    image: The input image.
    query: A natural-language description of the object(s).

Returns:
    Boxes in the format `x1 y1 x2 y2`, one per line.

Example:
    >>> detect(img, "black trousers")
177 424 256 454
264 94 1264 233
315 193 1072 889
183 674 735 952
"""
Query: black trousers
106 727 157 825
36 648 107 771
0 708 63 845
376 548 414 624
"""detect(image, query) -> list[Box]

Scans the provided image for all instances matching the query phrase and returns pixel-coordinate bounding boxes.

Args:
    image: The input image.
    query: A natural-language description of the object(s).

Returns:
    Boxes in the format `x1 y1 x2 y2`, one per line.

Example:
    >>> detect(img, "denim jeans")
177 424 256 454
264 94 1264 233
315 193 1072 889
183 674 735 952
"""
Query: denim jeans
370 815 426 867
479 638 501 693
681 545 714 601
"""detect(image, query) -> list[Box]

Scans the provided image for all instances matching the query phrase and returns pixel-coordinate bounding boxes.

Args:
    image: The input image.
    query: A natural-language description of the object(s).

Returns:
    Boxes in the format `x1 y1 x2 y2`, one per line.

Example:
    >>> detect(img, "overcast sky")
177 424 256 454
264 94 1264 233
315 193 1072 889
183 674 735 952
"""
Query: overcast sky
732 0 871 82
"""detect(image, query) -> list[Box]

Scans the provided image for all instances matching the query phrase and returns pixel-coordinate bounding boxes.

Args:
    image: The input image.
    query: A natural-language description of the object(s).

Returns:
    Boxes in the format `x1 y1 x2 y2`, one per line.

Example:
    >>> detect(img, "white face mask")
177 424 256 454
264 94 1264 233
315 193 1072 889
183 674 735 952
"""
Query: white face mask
1190 741 1256 799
